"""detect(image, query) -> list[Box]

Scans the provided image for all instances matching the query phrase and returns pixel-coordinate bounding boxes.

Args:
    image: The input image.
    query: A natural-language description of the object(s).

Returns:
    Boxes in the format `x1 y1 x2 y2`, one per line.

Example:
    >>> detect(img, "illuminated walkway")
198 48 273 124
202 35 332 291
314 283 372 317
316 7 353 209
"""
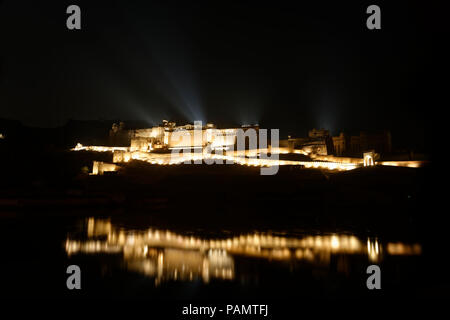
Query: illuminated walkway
72 143 426 172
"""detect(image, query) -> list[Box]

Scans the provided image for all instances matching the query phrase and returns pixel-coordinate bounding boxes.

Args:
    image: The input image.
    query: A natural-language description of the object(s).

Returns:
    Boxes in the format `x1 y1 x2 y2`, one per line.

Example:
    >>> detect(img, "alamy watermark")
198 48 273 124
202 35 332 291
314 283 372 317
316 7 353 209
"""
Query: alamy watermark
366 265 381 290
169 121 280 175
66 265 81 290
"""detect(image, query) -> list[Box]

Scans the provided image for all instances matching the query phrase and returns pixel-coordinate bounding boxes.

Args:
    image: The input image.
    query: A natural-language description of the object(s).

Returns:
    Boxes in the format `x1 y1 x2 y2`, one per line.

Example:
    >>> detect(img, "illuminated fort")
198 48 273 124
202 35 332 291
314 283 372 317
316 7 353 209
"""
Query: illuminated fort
72 120 427 174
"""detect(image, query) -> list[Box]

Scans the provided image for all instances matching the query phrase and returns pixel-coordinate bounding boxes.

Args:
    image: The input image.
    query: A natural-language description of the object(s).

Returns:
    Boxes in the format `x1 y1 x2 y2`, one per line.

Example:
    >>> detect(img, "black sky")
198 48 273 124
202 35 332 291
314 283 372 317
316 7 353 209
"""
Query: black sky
0 0 441 146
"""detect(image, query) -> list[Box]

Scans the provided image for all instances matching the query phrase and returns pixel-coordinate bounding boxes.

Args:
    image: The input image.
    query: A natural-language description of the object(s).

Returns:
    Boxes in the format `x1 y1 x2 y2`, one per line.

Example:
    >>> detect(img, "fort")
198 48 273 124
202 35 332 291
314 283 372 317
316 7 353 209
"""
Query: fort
72 120 427 175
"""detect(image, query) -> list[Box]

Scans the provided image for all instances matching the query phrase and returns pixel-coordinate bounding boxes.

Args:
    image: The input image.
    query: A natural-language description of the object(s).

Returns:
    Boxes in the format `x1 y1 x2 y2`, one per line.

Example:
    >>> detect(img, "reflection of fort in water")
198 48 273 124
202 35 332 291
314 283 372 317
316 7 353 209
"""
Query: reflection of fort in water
65 218 422 286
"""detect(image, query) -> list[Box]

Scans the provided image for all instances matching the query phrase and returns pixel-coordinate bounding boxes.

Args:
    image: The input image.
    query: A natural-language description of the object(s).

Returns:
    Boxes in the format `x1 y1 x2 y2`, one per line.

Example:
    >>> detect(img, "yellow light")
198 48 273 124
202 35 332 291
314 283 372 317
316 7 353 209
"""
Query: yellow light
331 235 339 249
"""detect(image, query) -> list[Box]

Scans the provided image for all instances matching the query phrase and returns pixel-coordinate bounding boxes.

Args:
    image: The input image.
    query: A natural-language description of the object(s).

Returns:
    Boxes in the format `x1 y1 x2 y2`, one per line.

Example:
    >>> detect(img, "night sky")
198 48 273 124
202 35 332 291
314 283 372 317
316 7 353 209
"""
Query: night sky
0 0 441 147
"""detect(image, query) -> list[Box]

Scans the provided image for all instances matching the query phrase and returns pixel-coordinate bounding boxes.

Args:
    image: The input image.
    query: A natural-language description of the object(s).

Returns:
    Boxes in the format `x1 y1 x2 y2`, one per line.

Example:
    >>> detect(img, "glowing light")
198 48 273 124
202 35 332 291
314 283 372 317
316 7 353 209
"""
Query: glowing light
72 143 128 153
331 235 340 249
367 238 381 262
378 161 426 168
91 161 119 175
66 217 421 287
386 243 422 255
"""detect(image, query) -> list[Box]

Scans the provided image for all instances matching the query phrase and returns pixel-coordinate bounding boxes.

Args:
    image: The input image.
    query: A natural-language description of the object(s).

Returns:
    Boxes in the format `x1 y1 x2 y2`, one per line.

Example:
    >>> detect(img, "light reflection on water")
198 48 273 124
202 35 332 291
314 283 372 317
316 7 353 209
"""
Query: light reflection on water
65 218 421 286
